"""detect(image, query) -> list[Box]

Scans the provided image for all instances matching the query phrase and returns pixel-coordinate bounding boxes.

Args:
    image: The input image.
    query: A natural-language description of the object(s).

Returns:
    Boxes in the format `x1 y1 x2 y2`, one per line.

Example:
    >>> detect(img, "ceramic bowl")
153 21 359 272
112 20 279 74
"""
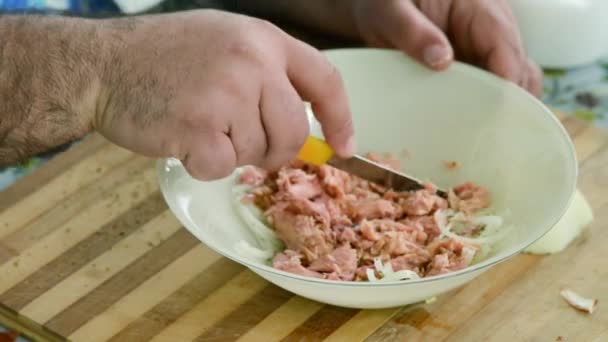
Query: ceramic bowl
157 49 577 309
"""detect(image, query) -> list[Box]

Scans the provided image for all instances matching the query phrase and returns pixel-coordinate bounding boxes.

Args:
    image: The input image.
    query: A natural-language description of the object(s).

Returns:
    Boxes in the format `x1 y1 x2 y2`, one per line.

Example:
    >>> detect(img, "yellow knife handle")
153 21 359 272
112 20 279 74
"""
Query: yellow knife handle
297 136 335 166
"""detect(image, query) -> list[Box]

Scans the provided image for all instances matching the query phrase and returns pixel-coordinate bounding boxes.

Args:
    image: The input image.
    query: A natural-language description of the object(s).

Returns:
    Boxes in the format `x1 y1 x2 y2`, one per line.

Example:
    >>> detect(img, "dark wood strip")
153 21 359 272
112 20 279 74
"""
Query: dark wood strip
107 258 244 342
195 285 294 342
0 243 17 269
281 306 359 342
0 135 107 211
0 192 166 310
0 157 148 266
45 228 198 336
0 304 65 342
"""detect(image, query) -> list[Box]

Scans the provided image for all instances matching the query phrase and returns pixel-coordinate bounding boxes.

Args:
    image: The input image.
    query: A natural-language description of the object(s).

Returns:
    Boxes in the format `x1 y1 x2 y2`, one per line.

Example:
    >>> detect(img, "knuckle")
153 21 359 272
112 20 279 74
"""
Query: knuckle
251 18 280 36
226 41 266 69
227 19 279 66
219 77 247 101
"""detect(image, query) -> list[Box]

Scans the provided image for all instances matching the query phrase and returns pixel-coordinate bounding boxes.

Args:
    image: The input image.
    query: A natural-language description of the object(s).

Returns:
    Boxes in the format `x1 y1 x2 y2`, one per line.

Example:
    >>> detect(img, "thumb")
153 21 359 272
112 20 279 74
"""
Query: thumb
384 0 453 70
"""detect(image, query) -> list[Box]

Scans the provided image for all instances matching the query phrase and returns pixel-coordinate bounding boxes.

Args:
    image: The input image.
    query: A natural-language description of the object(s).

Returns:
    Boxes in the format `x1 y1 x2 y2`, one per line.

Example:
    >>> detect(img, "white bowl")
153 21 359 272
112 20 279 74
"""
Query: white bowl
157 49 577 309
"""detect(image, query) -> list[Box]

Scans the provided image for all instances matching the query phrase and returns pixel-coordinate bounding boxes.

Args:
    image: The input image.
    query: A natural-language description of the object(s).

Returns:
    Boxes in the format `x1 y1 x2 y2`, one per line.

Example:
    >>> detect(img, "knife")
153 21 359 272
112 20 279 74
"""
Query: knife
297 136 447 197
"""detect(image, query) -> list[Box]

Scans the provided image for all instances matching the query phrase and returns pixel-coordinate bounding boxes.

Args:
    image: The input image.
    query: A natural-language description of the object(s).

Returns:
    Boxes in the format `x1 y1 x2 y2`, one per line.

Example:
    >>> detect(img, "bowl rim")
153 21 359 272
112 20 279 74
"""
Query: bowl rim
158 48 578 287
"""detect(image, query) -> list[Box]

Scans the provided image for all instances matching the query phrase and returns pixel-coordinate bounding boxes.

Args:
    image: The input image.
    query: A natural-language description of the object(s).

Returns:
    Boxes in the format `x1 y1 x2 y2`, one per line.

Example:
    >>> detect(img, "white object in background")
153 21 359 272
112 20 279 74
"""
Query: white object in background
525 189 593 254
113 0 163 14
508 0 608 68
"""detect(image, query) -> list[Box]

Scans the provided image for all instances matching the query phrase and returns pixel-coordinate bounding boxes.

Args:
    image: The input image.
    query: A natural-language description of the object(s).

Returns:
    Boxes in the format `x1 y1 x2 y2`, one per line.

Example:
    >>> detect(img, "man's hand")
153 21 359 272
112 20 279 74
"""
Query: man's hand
236 0 542 97
351 0 542 96
95 10 354 180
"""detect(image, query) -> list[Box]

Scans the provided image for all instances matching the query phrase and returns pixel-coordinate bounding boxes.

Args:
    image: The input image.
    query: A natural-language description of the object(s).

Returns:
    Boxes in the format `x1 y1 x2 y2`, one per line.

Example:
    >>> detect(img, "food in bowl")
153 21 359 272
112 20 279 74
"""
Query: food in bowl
233 153 511 282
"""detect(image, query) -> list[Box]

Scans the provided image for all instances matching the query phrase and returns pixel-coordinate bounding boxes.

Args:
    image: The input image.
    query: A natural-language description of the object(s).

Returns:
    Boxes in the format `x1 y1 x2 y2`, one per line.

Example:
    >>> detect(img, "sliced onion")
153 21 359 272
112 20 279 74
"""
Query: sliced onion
368 258 420 282
434 209 510 246
234 240 275 261
232 184 282 252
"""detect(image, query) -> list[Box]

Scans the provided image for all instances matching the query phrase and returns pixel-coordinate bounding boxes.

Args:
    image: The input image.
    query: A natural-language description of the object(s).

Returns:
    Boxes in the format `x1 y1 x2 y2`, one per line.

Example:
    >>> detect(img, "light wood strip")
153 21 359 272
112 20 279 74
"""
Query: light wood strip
195 285 294 341
366 254 540 341
46 229 199 336
69 245 221 342
553 109 567 121
0 192 166 311
573 126 608 166
0 143 133 240
20 210 181 324
593 329 608 342
0 157 151 265
148 270 268 342
237 297 324 342
0 193 166 311
108 259 244 342
0 134 107 211
445 206 608 341
324 308 401 342
0 167 157 295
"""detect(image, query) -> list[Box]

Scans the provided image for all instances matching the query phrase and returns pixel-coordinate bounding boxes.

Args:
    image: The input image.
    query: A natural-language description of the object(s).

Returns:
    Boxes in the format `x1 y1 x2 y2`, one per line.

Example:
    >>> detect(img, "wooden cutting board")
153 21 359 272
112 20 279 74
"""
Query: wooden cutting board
0 112 607 342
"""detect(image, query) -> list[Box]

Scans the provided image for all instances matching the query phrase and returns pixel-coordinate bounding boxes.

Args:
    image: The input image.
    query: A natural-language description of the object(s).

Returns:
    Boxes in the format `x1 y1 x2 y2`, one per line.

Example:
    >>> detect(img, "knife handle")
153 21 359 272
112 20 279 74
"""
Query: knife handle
297 136 335 166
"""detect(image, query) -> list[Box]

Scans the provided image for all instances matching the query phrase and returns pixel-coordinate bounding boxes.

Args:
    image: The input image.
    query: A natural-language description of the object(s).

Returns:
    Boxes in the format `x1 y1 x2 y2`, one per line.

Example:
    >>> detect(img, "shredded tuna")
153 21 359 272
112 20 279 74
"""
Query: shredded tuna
448 182 491 214
425 241 477 277
273 250 324 279
239 166 268 186
240 157 491 281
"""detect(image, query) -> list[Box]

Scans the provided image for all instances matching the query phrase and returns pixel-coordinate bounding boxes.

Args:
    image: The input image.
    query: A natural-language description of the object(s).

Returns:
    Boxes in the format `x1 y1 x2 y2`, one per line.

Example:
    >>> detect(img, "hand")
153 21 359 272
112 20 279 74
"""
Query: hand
94 10 354 180
351 0 542 96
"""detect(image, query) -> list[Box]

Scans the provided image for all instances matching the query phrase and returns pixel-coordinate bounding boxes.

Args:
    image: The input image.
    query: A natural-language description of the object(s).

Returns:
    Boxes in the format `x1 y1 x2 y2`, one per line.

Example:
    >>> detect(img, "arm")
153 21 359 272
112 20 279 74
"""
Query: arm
0 11 354 179
0 16 104 166
234 1 360 40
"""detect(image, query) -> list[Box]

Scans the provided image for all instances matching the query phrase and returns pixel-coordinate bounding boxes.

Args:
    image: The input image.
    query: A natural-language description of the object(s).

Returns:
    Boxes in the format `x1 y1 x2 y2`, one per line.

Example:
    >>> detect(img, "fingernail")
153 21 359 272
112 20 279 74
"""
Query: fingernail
423 44 452 69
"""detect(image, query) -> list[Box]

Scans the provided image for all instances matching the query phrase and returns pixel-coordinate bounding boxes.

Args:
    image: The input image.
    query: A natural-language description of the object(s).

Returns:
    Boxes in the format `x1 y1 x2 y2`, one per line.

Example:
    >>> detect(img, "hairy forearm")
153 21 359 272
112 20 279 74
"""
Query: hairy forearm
0 16 105 167
234 0 360 40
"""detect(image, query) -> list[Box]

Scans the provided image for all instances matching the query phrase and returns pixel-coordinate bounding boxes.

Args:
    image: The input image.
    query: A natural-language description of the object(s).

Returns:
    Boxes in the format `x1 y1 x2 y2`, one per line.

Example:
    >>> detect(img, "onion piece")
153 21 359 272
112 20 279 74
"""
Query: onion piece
560 288 598 314
234 240 275 261
434 209 510 246
232 183 282 253
367 258 420 282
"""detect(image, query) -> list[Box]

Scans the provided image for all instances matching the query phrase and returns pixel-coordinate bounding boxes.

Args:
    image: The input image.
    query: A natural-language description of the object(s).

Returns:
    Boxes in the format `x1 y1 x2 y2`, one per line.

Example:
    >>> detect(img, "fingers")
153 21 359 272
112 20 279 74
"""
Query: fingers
525 58 543 97
182 131 237 181
258 75 310 170
485 44 544 98
229 106 268 167
385 0 453 70
283 36 355 157
485 43 525 86
453 0 539 95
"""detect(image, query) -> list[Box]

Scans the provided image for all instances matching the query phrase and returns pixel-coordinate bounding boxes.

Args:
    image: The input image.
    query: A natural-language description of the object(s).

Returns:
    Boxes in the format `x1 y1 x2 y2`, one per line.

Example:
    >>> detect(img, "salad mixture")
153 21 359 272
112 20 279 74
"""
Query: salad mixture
233 154 507 282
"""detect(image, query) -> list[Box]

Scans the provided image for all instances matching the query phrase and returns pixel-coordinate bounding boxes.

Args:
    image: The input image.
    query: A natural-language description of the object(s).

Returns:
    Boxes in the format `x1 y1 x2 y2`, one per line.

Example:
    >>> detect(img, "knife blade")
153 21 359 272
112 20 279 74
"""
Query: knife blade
297 136 447 197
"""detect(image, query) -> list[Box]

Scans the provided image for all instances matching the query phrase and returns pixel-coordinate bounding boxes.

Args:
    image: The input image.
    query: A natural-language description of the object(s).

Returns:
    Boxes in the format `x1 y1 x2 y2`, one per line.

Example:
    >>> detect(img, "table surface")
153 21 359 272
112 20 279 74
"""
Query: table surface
0 112 607 342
